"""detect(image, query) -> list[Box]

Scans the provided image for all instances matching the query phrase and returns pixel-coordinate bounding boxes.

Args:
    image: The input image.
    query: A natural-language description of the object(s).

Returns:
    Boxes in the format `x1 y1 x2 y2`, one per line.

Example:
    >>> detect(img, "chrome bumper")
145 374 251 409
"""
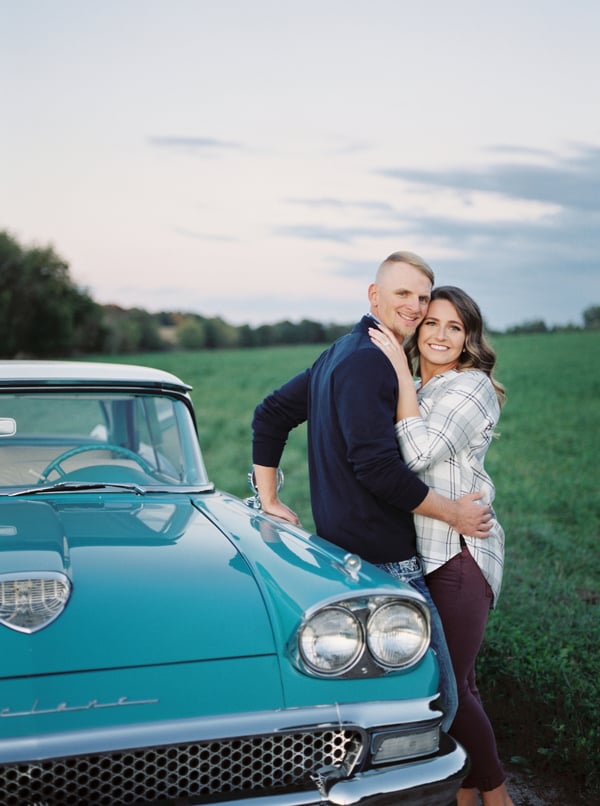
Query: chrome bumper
212 733 467 805
0 699 467 805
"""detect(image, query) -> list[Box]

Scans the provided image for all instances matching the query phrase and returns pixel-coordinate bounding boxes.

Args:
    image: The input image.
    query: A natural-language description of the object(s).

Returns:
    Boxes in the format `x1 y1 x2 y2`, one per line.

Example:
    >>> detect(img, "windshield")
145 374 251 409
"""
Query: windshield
0 390 210 492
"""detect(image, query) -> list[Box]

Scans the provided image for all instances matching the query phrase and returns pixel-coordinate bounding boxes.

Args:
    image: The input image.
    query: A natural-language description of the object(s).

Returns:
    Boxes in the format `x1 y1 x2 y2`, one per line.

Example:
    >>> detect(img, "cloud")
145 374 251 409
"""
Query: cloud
273 224 400 243
174 227 238 243
261 144 598 328
329 258 380 279
378 144 600 210
285 197 396 214
488 144 559 160
147 135 244 152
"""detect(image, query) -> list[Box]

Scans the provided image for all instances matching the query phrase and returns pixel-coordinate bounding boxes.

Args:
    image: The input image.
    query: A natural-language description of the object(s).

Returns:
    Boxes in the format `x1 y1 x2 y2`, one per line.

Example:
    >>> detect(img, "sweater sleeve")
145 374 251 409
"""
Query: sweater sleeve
335 347 429 511
395 371 499 471
252 369 310 467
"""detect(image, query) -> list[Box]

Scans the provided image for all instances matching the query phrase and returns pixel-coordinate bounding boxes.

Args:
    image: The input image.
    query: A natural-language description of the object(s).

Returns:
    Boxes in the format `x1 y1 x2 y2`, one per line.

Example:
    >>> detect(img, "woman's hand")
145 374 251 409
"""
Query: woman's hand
369 323 420 421
368 323 411 380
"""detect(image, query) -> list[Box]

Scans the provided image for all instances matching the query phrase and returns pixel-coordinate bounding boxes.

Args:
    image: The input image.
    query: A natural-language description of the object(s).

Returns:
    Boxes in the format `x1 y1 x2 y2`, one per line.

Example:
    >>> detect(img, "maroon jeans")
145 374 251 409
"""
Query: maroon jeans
426 543 505 792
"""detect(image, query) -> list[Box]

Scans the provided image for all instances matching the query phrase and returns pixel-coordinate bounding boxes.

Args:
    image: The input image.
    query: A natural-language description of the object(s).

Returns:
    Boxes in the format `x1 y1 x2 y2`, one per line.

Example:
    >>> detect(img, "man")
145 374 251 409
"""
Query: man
252 251 491 545
252 250 491 728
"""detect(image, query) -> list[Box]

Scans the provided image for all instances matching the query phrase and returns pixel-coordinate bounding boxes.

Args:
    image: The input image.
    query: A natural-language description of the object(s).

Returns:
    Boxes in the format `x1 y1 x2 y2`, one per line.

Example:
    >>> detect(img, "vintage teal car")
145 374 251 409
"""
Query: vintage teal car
0 361 467 805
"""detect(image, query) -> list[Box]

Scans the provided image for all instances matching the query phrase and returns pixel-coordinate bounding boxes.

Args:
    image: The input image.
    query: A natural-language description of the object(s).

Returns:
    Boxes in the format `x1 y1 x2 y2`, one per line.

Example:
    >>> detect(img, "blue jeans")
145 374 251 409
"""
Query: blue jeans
377 558 458 732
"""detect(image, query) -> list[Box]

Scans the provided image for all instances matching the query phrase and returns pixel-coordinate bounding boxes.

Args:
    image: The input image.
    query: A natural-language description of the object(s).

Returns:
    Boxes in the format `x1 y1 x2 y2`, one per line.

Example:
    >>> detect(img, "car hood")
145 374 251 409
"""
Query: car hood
0 496 277 679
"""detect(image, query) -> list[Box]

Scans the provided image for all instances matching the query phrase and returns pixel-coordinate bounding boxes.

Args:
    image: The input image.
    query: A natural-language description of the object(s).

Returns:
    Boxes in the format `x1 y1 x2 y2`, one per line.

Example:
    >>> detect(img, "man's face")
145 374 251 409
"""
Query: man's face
368 262 432 341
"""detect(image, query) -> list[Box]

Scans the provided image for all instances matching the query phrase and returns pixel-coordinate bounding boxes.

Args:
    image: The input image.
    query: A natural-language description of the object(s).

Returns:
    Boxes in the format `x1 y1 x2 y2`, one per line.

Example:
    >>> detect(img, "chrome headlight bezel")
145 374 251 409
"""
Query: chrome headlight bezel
294 590 431 679
298 605 364 676
366 599 431 670
0 571 72 634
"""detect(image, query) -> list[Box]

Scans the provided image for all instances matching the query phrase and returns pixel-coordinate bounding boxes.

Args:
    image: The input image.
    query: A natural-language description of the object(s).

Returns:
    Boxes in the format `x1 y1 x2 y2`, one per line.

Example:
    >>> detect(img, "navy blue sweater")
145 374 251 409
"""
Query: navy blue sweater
252 316 429 563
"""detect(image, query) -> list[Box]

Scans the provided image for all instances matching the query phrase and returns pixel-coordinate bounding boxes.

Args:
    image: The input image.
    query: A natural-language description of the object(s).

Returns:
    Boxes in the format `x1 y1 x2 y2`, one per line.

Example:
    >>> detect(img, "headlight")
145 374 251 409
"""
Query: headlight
367 601 429 669
298 606 363 675
295 593 431 678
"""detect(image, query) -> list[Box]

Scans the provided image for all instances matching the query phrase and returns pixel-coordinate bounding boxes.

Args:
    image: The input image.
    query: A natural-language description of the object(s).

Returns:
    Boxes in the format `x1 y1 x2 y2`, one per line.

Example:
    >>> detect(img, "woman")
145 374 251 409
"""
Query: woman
369 286 513 806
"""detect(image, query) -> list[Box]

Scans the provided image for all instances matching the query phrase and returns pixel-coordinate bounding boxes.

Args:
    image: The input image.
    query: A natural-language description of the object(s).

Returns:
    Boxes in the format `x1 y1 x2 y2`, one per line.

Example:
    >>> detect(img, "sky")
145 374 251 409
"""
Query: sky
1 0 599 331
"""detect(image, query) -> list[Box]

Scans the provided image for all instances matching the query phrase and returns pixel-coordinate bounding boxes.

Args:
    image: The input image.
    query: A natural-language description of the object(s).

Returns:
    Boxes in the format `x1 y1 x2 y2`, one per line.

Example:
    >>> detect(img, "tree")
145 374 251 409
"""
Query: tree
202 317 240 349
583 305 600 330
0 230 105 357
505 319 548 335
176 317 206 350
101 305 165 354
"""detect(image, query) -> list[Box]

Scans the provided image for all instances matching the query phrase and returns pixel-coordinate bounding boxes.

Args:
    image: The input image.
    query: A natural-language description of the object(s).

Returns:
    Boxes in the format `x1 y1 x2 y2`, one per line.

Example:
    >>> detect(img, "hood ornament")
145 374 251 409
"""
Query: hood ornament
342 553 362 581
245 466 284 510
0 572 71 634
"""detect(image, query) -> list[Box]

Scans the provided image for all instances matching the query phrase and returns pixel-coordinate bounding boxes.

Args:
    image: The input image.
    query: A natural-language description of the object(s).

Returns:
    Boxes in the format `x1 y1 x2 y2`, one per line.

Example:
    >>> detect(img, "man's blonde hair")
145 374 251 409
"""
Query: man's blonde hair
376 251 435 285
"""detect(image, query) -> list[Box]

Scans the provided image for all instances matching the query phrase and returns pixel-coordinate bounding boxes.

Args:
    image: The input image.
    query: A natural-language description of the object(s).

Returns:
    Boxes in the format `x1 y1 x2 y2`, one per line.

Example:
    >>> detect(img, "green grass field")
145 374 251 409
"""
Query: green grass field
106 329 600 796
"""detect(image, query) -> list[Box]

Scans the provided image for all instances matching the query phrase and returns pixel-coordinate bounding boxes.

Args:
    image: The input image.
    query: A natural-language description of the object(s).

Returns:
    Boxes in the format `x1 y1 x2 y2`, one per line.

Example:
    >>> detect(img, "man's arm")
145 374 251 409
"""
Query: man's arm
252 369 310 465
254 465 492 536
252 370 311 526
252 353 491 537
414 489 492 538
252 464 300 525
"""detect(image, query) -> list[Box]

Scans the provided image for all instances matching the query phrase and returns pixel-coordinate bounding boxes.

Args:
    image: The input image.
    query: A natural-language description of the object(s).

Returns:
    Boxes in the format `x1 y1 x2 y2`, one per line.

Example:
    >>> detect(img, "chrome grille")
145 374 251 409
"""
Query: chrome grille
0 728 363 805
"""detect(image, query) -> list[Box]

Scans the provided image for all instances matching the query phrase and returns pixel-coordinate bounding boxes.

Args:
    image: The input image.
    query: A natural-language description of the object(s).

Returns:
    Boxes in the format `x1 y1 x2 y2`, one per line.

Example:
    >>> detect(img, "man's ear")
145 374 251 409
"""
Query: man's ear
367 283 378 308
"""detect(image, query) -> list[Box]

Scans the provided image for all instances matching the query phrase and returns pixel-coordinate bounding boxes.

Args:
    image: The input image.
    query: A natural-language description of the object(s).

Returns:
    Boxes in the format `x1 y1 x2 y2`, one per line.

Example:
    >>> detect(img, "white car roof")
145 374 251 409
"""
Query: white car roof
0 361 191 391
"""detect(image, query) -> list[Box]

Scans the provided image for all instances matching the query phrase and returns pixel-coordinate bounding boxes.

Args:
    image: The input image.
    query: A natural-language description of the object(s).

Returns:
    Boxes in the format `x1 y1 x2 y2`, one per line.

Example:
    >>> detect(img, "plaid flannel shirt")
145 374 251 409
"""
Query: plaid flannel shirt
395 368 505 606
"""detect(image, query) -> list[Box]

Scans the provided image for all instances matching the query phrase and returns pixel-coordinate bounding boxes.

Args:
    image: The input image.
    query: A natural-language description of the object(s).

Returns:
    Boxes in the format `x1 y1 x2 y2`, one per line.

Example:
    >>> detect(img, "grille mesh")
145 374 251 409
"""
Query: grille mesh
0 728 363 805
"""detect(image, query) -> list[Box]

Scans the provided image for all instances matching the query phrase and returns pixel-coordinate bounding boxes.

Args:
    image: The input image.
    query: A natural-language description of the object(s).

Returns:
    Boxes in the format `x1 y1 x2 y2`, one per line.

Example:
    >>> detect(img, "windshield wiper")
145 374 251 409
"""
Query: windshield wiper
10 481 146 497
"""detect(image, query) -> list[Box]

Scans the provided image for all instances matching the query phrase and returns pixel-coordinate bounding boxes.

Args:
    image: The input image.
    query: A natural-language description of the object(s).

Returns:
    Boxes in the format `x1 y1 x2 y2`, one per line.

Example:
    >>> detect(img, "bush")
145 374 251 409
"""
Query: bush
478 331 600 796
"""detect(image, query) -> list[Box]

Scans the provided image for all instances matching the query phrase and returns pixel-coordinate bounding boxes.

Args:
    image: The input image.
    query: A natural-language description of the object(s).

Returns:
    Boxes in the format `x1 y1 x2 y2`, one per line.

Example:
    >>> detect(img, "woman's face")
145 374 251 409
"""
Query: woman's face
417 298 466 372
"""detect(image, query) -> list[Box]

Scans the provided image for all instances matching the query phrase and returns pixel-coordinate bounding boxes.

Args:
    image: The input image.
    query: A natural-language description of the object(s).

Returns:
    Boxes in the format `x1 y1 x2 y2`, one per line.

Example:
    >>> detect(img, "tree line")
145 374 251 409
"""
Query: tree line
1 230 598 359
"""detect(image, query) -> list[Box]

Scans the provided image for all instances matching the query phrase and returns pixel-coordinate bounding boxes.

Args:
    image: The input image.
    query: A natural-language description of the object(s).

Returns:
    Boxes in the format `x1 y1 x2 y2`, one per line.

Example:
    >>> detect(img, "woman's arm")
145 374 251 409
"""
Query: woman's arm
368 324 420 420
369 322 498 470
395 372 498 470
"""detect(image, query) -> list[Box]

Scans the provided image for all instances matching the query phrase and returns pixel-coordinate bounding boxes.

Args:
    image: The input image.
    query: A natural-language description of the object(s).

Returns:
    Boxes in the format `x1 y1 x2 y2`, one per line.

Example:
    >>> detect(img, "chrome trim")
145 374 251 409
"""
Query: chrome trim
292 590 431 679
246 467 284 509
0 698 442 764
192 734 468 806
0 571 71 634
0 700 465 806
328 733 468 805
299 587 431 622
0 417 16 437
342 552 362 580
0 696 159 719
299 605 365 676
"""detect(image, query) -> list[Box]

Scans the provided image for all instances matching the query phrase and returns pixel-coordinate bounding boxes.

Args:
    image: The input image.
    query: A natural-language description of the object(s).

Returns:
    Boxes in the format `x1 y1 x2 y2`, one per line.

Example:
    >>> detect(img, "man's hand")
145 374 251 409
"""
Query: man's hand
414 490 492 538
450 493 492 538
252 464 301 525
261 499 301 525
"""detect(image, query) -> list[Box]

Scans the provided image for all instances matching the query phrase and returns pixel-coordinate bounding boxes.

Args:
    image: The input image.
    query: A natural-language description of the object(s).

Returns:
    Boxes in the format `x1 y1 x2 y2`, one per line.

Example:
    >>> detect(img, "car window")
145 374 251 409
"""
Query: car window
0 391 209 489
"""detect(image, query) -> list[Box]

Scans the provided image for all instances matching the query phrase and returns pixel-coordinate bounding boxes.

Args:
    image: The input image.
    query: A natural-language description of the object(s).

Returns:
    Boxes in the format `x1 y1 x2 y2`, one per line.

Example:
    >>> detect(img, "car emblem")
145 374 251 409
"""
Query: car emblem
0 572 71 634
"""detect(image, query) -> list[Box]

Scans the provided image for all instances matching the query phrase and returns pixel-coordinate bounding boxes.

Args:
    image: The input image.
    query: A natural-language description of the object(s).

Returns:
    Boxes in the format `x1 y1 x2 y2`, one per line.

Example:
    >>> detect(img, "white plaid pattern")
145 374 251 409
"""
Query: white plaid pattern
395 369 505 606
